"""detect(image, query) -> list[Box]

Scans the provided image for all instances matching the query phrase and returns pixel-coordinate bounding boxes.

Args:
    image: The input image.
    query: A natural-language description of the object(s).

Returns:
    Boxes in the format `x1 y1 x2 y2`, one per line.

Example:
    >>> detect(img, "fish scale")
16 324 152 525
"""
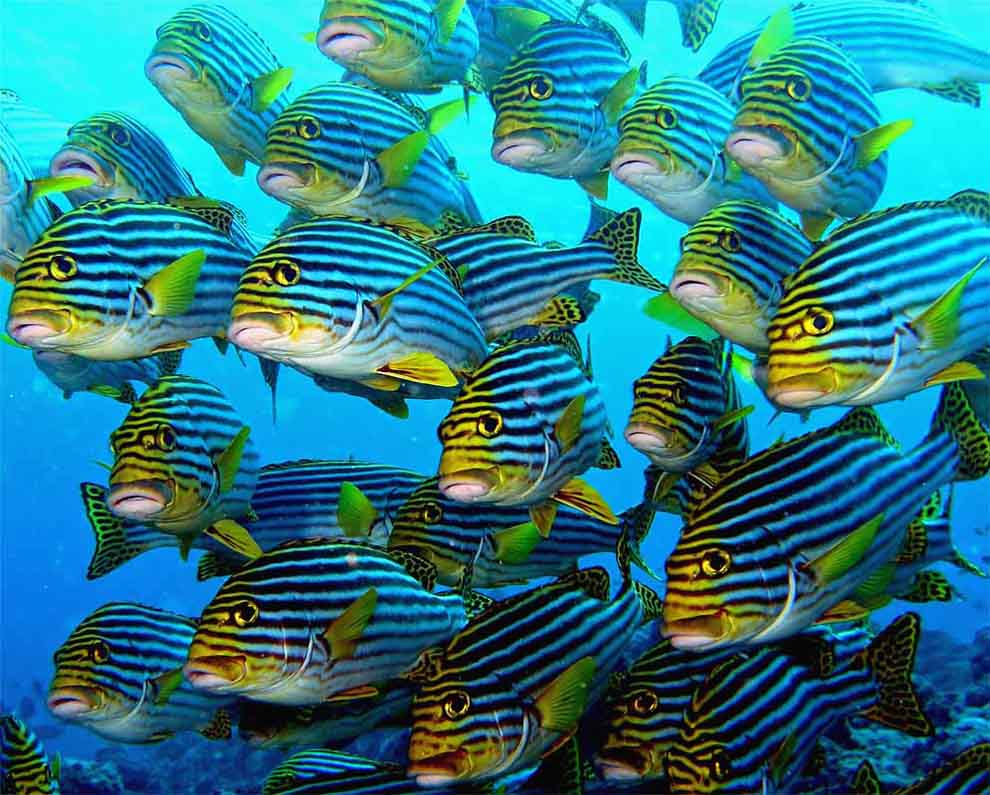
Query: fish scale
1 714 60 795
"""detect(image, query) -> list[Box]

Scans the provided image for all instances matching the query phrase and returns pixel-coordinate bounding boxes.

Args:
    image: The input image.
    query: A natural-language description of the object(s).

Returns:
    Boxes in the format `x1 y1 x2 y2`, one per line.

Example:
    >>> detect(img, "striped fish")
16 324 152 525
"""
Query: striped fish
0 89 68 179
587 0 724 47
49 112 198 205
32 348 181 402
406 550 649 784
228 216 487 393
764 189 990 409
662 407 962 648
264 750 442 795
239 684 411 751
6 197 257 360
425 208 663 340
1 714 60 795
316 0 479 93
934 380 990 481
726 32 910 239
102 376 258 558
665 613 932 794
388 475 642 587
853 742 990 795
490 21 639 197
437 330 619 534
145 5 294 175
668 200 812 353
183 538 467 705
698 1 990 108
611 78 775 225
258 81 480 233
626 336 751 476
47 602 236 744
80 459 425 579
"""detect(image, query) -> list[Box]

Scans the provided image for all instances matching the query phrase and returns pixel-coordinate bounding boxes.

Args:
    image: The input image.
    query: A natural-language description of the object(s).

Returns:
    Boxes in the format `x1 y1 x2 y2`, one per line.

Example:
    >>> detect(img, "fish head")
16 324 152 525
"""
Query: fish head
388 478 472 585
596 686 670 781
317 1 427 82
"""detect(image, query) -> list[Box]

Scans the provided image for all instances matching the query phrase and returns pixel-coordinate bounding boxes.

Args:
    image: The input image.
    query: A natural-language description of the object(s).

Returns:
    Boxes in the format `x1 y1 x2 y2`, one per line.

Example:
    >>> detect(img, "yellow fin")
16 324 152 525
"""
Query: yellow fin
251 66 294 113
142 249 205 317
151 667 185 707
302 31 317 43
492 521 542 564
853 563 896 603
577 171 609 200
337 481 378 537
554 478 618 525
807 513 884 584
815 599 871 624
27 175 94 205
555 395 585 453
368 392 410 418
854 119 912 170
529 500 559 538
724 155 744 183
361 374 403 392
204 519 263 560
599 67 640 125
910 257 987 350
712 404 754 432
426 97 470 134
643 293 719 339
493 6 551 44
747 6 794 67
215 426 250 493
376 351 458 387
324 587 377 660
324 684 379 703
534 656 596 733
924 360 986 388
368 258 439 319
768 734 798 787
731 351 755 383
800 212 833 241
149 340 192 355
435 0 466 43
377 130 429 188
217 148 246 176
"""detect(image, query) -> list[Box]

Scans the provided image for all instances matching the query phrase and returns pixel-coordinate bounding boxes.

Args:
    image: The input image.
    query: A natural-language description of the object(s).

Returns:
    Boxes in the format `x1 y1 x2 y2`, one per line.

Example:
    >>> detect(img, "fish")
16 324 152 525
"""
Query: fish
666 200 812 353
81 459 425 580
490 20 641 197
698 1 990 108
726 30 911 239
437 330 619 535
145 4 294 175
764 189 990 409
625 336 751 477
264 749 443 795
49 111 199 205
257 81 480 233
665 613 932 793
183 538 467 705
101 375 259 560
228 215 488 393
586 0 724 47
405 538 656 785
0 89 69 179
611 77 775 224
424 207 663 341
31 348 182 402
932 381 990 482
661 406 964 649
315 0 480 95
853 742 990 795
1 714 61 795
47 602 236 744
6 197 257 359
238 685 412 751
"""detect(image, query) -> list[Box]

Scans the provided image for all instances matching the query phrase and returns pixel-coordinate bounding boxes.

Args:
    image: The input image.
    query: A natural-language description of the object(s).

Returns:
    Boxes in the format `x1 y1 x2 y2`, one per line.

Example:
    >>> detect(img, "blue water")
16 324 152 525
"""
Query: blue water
1 0 988 787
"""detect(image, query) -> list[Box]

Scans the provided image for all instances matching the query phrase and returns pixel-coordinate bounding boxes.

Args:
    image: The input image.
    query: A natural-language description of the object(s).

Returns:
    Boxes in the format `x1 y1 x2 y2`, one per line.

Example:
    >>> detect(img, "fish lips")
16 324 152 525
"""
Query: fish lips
764 367 839 408
407 748 472 786
317 18 384 61
6 309 72 347
50 147 112 190
624 423 681 457
183 654 248 691
662 612 732 650
47 685 103 718
228 311 296 352
492 130 553 168
596 746 656 781
725 124 793 169
610 149 671 183
107 479 174 520
257 162 314 196
670 268 730 303
437 468 498 503
144 50 199 86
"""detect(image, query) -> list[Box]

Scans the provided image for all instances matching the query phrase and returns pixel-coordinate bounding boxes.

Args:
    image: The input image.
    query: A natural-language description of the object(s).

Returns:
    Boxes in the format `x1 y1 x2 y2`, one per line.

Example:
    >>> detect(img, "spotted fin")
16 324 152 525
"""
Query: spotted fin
196 552 243 581
200 708 232 740
861 612 932 737
81 483 163 579
389 549 438 591
167 196 247 235
920 78 982 107
675 0 725 51
595 438 621 469
528 295 588 328
589 208 665 292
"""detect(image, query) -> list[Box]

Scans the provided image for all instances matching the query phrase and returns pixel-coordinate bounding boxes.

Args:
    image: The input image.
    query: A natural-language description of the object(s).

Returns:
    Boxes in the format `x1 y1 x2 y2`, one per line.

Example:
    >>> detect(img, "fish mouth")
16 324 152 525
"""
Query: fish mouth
228 312 295 351
624 423 680 456
492 131 552 167
144 51 198 85
50 148 110 186
596 747 654 781
407 748 472 785
725 125 793 168
184 654 247 690
437 468 498 502
662 612 731 649
107 479 173 520
671 269 729 302
48 686 102 717
610 150 668 181
764 367 838 408
6 310 72 346
317 19 384 60
257 162 313 195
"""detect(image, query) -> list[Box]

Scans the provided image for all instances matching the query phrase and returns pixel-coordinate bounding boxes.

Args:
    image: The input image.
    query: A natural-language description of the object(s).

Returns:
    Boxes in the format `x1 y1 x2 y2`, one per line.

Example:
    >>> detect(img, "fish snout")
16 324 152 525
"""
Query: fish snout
437 468 497 503
47 685 102 718
107 479 173 520
763 367 838 408
725 125 792 169
227 312 295 351
670 269 729 302
183 653 247 691
144 52 197 86
491 130 552 168
49 148 110 188
317 19 383 61
610 150 667 183
407 746 472 786
596 746 655 781
624 423 677 456
6 309 71 347
257 163 310 196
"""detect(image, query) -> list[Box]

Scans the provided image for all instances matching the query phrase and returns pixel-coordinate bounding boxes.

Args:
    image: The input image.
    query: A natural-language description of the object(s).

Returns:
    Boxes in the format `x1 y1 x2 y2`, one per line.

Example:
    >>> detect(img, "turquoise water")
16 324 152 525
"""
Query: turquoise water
1 1 988 791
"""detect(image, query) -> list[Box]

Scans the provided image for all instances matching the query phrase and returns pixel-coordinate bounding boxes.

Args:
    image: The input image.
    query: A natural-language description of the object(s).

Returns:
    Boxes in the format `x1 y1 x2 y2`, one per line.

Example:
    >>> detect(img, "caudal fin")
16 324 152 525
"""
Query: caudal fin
861 612 933 737
674 0 724 51
81 483 170 579
588 208 665 292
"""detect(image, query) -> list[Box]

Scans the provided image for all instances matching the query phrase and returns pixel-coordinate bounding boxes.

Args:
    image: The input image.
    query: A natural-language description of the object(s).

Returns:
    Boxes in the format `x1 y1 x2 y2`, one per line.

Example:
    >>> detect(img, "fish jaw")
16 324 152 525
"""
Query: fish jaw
6 308 72 347
317 17 385 62
596 745 659 781
49 147 115 200
227 311 297 354
144 50 201 92
407 747 473 786
491 129 556 170
183 653 248 692
725 124 793 172
257 161 314 198
107 478 174 521
763 366 842 408
624 422 690 464
437 467 499 503
47 685 104 718
611 148 673 182
661 610 734 650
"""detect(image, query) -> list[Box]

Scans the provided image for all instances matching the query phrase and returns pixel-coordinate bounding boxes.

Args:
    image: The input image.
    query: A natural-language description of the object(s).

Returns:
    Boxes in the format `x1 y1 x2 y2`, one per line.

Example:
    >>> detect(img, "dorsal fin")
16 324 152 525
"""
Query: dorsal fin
944 188 990 221
556 566 610 600
833 407 898 447
166 196 246 235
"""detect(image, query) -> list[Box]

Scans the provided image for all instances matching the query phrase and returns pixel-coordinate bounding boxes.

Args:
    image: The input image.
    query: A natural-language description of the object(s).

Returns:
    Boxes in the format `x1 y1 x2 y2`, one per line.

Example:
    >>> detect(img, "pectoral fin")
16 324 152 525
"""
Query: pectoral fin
806 513 884 584
142 249 205 317
337 481 378 537
435 0 466 43
491 521 542 564
215 426 251 493
553 478 618 525
924 361 986 388
251 66 293 113
376 351 458 387
800 212 833 241
529 501 559 538
377 130 429 188
909 257 986 350
217 148 246 176
493 6 551 44
534 656 596 733
204 519 262 560
367 258 439 320
151 667 185 707
27 175 94 205
555 395 585 453
576 171 609 200
853 119 912 170
712 404 754 431
643 293 719 339
599 67 640 125
323 587 377 660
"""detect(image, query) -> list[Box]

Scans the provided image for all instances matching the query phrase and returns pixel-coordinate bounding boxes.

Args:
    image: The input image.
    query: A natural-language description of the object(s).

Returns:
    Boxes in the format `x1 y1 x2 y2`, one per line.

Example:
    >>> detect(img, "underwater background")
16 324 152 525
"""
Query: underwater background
1 0 988 792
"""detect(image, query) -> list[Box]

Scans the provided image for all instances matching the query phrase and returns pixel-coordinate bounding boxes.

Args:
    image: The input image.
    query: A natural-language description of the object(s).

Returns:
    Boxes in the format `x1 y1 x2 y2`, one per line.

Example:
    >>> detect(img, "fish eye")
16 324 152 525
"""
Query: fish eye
802 308 834 336
90 641 110 664
631 690 659 716
421 502 443 525
297 116 321 140
109 124 131 146
156 425 178 451
443 690 471 719
655 107 677 129
528 75 554 101
232 600 260 628
709 748 732 781
194 21 212 41
719 229 742 253
701 548 731 577
272 259 301 287
477 411 503 438
49 254 78 281
786 75 812 101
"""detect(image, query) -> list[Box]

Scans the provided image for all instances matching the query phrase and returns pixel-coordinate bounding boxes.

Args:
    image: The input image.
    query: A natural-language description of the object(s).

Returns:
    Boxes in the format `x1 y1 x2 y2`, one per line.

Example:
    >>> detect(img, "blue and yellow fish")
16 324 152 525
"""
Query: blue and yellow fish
1 714 61 795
